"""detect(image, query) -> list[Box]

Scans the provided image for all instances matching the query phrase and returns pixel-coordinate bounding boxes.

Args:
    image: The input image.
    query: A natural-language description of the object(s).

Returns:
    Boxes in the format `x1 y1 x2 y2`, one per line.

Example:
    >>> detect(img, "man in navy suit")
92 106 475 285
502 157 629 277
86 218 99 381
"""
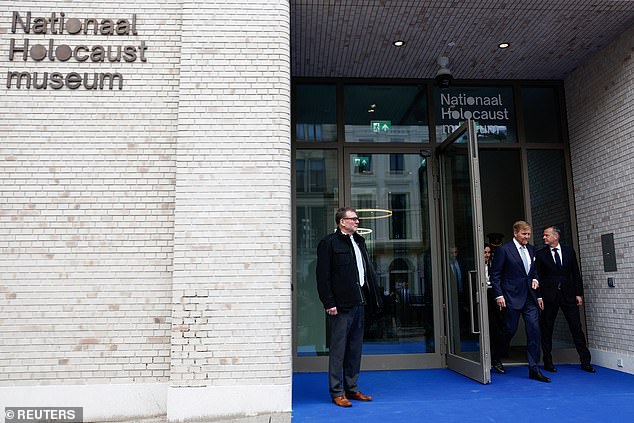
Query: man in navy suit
535 226 595 373
490 220 550 382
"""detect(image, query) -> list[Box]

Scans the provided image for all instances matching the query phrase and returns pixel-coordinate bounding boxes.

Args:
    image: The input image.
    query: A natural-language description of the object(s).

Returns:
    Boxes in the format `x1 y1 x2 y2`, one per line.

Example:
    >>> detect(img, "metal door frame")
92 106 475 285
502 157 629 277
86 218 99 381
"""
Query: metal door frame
437 119 491 384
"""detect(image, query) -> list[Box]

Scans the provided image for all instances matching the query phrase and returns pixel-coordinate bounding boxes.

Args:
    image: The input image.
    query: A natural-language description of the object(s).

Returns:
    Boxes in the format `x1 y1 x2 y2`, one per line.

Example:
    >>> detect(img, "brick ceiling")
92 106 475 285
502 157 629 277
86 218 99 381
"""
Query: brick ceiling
291 0 634 80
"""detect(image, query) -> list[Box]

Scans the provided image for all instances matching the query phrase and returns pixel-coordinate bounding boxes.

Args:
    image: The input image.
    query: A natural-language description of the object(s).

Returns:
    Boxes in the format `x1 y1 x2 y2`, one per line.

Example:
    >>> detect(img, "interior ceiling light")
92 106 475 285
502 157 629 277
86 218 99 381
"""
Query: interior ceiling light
356 228 373 236
393 40 405 47
498 42 510 49
356 208 393 220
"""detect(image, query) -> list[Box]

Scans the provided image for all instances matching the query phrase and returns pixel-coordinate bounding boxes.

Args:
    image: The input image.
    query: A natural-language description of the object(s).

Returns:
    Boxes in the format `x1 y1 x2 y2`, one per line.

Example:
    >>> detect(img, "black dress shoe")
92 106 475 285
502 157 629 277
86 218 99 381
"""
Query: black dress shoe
543 363 557 372
492 361 506 374
581 363 596 373
529 370 551 383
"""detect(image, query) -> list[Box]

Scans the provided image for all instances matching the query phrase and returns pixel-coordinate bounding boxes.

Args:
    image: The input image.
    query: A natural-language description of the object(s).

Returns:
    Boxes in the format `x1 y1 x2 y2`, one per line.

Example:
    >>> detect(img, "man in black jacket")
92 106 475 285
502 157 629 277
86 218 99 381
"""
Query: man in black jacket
535 226 594 373
316 207 382 407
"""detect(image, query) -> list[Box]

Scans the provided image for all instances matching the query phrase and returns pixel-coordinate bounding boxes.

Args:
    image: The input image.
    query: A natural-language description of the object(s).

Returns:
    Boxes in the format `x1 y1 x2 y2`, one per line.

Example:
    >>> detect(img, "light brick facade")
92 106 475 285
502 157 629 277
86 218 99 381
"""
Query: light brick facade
0 0 292 421
1 0 633 421
565 24 634 373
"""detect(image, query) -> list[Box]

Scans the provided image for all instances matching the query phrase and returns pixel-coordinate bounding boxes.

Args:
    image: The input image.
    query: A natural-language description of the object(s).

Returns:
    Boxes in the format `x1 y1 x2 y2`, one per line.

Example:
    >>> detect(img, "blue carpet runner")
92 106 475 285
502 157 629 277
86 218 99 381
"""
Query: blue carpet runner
292 365 634 422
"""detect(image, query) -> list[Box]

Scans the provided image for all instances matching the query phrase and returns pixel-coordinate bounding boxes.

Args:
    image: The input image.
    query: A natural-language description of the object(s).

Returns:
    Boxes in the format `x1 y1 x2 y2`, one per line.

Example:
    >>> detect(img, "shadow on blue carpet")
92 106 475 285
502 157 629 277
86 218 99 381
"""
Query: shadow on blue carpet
292 365 634 422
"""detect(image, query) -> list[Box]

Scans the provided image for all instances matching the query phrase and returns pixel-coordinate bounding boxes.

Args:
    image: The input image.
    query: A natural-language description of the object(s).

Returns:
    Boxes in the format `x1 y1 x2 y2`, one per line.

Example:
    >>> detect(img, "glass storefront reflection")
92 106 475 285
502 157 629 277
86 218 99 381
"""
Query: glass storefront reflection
295 150 435 357
522 87 563 144
294 84 337 142
295 150 339 356
440 143 481 359
344 85 429 143
350 153 434 354
528 150 572 246
528 149 575 351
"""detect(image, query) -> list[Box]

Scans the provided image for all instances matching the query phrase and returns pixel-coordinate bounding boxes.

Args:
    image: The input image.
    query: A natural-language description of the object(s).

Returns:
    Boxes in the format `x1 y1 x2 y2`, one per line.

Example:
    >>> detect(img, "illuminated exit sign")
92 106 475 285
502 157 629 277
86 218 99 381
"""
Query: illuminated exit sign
371 120 391 133
354 157 370 167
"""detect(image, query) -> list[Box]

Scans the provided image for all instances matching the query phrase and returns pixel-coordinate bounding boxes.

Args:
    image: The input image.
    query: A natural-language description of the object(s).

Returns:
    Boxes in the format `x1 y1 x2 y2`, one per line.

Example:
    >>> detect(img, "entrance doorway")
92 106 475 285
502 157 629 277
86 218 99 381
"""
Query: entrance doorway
293 81 579 378
292 130 534 380
293 123 514 377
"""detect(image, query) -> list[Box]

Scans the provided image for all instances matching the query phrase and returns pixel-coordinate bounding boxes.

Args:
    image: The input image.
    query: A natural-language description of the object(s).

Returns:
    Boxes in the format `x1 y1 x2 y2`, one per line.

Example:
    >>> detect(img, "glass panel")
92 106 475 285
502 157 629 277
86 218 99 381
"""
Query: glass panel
479 149 527 357
528 150 572 246
479 150 525 249
344 85 429 143
295 150 339 356
294 84 337 142
441 137 481 362
389 193 408 240
349 153 434 354
528 149 575 351
521 87 562 144
435 86 517 144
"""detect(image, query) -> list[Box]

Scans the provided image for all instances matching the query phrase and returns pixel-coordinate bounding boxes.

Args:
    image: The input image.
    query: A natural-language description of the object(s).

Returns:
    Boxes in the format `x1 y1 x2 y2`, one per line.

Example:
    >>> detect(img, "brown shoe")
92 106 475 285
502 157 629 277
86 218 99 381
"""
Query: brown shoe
332 396 352 407
346 391 373 401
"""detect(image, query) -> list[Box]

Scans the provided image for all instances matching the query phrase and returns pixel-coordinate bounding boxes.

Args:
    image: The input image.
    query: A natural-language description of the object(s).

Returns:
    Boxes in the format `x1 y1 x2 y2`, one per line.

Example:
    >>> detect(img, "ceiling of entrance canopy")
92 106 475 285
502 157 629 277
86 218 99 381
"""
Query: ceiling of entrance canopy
290 0 634 80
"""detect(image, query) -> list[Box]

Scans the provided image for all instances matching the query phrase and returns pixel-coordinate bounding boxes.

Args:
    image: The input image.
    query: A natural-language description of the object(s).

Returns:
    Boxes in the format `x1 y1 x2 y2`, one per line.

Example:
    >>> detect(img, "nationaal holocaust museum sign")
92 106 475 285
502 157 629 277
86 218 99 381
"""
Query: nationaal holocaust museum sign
5 11 147 90
435 86 517 143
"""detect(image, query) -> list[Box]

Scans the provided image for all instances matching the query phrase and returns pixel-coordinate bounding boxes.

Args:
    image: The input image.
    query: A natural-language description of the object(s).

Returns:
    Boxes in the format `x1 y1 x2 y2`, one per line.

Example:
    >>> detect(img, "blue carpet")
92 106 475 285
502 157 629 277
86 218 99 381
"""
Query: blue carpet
292 365 634 422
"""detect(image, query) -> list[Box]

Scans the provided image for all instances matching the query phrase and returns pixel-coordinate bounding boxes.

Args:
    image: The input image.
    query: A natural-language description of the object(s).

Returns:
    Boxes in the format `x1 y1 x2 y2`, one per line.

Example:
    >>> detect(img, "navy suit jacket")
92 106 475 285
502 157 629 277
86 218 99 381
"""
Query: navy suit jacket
535 245 583 303
490 240 541 310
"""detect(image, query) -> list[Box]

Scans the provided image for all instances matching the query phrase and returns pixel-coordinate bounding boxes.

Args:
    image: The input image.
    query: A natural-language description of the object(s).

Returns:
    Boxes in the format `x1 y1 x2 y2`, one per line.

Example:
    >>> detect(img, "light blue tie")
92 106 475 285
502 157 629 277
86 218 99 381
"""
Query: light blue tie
520 246 530 274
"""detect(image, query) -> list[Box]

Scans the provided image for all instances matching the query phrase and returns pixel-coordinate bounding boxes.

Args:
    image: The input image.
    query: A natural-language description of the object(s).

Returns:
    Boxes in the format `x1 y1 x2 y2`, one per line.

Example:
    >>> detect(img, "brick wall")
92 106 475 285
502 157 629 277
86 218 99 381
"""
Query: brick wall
168 0 292 418
167 0 292 419
0 0 181 386
169 0 292 383
565 25 634 368
0 0 292 420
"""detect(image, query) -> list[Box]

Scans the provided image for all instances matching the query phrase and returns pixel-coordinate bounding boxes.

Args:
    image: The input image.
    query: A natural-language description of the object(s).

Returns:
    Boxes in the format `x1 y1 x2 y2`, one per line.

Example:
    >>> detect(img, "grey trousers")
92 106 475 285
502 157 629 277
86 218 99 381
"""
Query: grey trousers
328 305 364 398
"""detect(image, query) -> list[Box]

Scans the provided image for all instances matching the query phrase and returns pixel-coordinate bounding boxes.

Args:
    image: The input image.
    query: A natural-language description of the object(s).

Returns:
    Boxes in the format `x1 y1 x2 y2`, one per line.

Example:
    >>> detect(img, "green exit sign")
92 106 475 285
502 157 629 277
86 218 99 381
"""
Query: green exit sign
354 157 370 167
371 120 391 133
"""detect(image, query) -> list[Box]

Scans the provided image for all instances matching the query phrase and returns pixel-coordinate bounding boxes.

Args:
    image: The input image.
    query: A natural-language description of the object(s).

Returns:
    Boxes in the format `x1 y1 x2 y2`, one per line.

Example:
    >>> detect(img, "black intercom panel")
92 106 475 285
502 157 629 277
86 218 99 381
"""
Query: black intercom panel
601 233 617 272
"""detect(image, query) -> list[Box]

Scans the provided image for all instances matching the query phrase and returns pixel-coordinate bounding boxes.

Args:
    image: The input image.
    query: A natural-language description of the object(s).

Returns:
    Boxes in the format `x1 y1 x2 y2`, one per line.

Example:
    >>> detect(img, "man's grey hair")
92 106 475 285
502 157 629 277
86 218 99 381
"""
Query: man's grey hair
547 226 561 238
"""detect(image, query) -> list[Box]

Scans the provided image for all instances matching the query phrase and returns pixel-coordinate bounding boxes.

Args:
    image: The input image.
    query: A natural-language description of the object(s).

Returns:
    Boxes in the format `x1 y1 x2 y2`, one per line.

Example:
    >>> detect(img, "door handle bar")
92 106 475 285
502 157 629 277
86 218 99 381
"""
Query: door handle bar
468 270 480 335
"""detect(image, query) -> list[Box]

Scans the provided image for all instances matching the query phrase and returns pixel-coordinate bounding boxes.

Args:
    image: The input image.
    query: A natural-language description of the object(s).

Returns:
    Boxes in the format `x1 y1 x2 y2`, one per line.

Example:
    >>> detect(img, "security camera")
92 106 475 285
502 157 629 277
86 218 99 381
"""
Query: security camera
435 56 453 88
435 70 453 88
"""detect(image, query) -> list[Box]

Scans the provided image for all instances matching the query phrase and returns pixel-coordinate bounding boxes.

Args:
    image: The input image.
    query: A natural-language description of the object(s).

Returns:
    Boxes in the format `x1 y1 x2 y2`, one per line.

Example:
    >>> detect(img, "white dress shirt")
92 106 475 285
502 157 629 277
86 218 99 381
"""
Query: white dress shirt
350 235 365 286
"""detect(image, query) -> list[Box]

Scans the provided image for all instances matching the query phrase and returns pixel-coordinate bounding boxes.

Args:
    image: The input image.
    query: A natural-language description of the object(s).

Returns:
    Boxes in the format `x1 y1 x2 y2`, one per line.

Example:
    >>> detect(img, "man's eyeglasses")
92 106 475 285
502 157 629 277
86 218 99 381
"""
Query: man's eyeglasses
342 217 360 222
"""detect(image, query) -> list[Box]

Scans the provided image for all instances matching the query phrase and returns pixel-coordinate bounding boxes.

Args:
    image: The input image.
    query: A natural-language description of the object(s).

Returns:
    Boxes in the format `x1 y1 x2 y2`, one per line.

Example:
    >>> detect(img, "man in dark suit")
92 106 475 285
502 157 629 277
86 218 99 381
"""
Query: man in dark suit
490 220 550 382
535 226 595 373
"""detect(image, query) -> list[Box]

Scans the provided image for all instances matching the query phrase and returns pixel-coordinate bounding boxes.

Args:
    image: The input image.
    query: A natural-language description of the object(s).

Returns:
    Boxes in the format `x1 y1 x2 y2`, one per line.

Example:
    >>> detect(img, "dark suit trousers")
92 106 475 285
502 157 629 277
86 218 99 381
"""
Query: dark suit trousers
541 291 591 365
328 305 364 398
487 288 505 361
500 301 541 371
